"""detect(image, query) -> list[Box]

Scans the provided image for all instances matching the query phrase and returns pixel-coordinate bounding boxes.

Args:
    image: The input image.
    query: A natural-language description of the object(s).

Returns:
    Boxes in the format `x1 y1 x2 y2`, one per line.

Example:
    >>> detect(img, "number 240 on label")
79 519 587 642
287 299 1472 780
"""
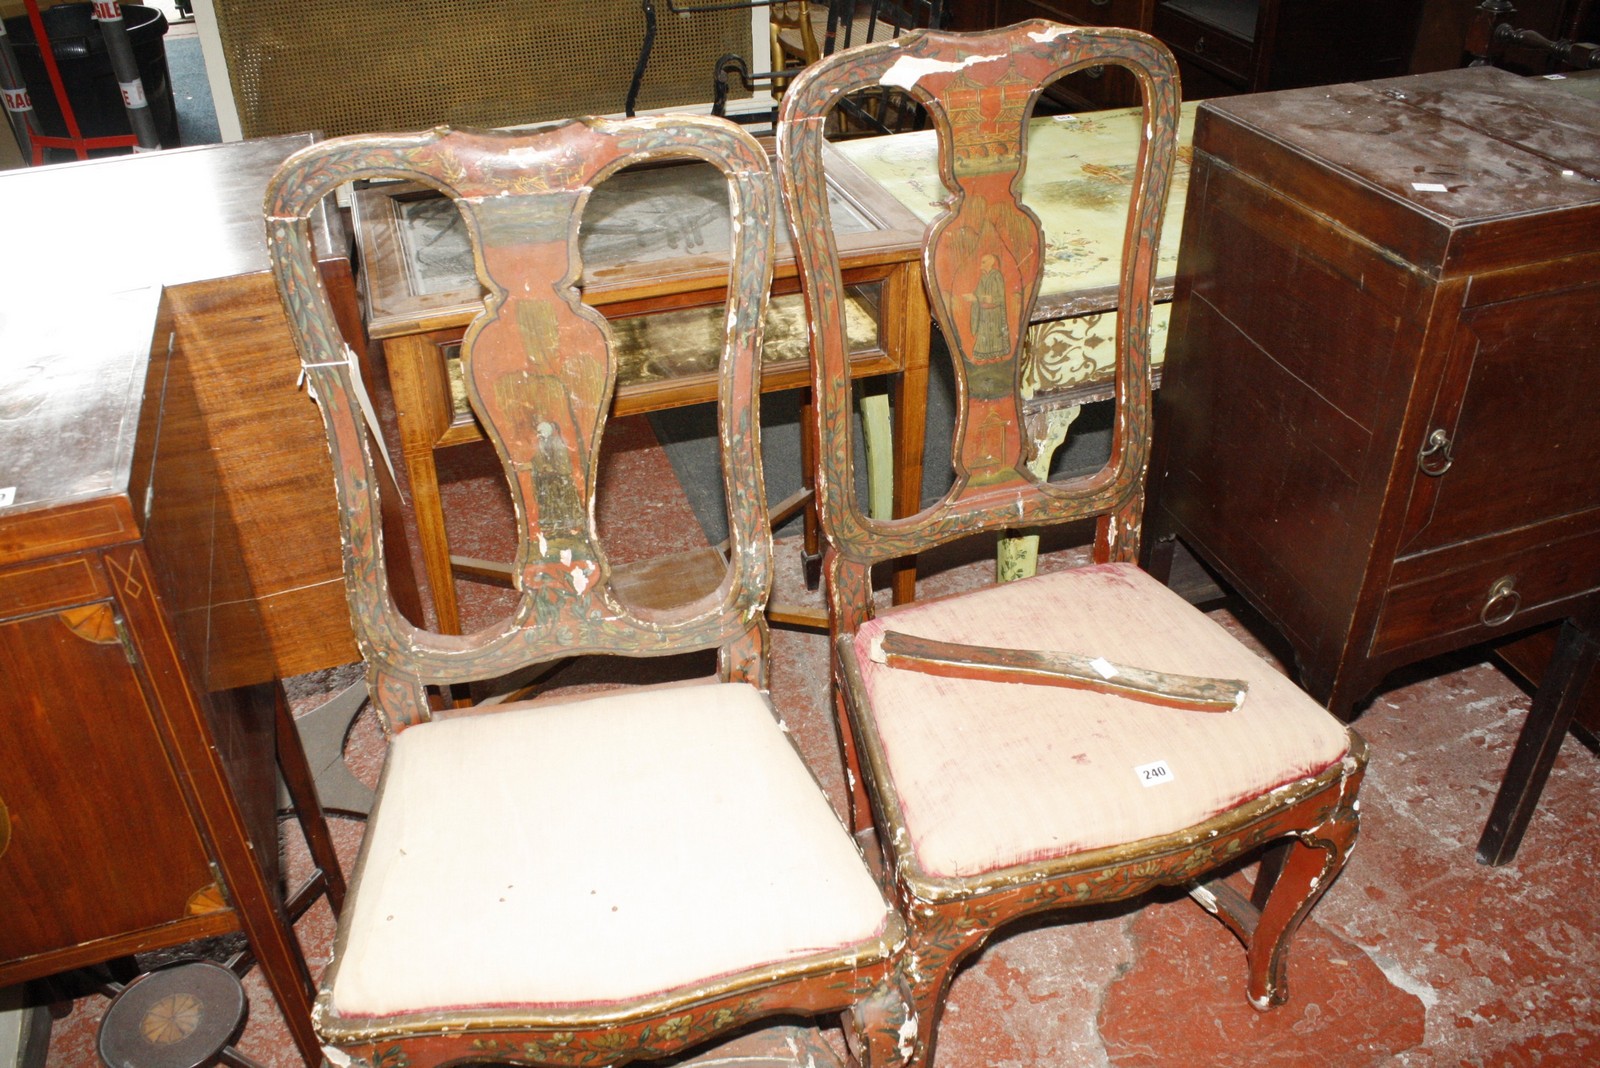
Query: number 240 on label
1135 760 1174 787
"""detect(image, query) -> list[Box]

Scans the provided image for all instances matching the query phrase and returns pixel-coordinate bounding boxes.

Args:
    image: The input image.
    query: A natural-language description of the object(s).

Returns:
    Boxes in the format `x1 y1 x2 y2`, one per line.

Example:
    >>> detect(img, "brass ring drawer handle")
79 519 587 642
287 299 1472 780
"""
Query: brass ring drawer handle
1480 577 1521 627
1418 428 1454 476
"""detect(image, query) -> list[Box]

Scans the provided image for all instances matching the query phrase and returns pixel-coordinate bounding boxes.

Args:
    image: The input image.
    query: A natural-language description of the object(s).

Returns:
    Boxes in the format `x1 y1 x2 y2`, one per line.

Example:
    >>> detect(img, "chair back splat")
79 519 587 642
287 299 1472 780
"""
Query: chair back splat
782 21 1173 637
779 23 1368 1067
267 114 912 1068
268 117 775 728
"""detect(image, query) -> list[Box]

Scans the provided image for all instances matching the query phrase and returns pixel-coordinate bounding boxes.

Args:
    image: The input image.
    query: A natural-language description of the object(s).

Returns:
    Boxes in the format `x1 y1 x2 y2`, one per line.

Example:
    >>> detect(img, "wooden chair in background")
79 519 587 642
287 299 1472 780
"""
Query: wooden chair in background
779 22 1368 1066
774 1 946 70
1466 0 1599 70
772 1 825 76
708 1 947 131
817 1 949 133
266 114 910 1068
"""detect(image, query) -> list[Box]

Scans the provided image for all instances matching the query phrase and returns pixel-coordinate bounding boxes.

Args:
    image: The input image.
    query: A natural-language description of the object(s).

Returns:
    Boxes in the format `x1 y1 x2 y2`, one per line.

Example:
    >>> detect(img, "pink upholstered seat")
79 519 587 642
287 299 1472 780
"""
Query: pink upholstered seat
851 565 1352 881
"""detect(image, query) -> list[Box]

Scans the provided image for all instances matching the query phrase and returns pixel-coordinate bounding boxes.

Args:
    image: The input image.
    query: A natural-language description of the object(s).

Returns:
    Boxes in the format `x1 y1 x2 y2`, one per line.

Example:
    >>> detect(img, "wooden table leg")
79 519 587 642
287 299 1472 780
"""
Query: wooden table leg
105 544 324 1067
274 683 348 917
800 392 823 592
383 333 464 634
400 443 462 635
1478 615 1600 866
888 262 931 606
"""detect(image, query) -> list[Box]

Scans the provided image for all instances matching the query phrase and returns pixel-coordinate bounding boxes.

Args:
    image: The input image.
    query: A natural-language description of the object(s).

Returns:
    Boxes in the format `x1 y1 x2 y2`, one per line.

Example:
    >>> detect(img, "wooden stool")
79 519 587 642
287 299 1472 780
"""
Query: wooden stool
96 962 255 1068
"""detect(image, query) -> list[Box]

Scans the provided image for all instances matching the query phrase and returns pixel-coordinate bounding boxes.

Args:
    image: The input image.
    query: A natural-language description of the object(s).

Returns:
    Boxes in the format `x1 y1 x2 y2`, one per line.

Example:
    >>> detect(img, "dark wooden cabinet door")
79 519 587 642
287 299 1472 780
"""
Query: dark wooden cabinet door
1400 277 1600 557
0 602 216 962
1372 274 1600 655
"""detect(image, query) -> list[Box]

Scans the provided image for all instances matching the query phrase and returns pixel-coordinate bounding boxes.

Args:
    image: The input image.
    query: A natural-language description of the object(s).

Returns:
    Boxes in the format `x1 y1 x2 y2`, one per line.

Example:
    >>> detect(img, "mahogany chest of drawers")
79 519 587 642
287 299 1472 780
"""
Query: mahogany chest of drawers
1148 67 1600 858
1153 65 1600 716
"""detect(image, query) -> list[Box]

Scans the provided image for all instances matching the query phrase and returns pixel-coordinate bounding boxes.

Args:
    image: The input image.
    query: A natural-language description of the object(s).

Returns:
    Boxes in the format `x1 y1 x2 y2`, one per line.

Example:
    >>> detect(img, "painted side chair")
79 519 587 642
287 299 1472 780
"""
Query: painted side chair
777 22 1369 1066
266 114 910 1068
773 1 825 76
775 1 947 72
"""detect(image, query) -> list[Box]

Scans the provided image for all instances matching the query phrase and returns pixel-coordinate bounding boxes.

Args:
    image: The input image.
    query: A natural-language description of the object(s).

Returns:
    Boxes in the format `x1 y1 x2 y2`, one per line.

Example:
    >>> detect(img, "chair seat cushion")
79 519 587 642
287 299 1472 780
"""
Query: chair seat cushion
328 682 893 1019
850 563 1354 881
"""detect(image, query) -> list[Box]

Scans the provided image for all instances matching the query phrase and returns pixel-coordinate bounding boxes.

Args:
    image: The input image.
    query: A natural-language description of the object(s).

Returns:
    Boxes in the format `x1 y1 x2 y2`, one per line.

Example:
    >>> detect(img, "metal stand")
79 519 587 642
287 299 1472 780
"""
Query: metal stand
0 17 39 161
628 0 792 122
14 0 160 164
92 2 163 152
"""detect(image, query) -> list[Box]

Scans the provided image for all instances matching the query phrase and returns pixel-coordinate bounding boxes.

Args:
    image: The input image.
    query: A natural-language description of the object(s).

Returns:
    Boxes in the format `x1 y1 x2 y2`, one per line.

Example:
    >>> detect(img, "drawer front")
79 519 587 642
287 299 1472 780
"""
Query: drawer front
1373 533 1600 657
0 555 110 620
0 603 218 964
1154 4 1253 86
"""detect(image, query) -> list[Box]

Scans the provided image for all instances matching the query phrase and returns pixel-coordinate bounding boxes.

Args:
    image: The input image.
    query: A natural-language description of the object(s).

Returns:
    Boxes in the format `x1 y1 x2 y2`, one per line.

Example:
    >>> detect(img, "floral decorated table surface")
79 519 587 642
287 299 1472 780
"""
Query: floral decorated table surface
836 101 1198 401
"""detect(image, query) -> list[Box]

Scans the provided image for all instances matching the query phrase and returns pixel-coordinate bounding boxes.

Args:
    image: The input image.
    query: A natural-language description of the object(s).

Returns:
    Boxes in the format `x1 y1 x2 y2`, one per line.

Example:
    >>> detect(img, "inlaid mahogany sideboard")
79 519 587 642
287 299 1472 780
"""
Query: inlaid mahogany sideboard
0 135 392 1065
1147 66 1600 864
0 134 414 681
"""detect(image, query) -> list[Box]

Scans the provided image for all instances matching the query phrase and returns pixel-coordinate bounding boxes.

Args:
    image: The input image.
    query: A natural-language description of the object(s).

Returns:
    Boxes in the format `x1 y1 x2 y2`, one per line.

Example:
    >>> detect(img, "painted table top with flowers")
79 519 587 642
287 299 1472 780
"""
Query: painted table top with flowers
835 101 1198 401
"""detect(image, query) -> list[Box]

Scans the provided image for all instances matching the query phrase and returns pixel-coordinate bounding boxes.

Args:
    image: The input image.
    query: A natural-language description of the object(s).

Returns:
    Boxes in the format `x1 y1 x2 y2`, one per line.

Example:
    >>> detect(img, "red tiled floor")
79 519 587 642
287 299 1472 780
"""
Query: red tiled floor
32 416 1600 1067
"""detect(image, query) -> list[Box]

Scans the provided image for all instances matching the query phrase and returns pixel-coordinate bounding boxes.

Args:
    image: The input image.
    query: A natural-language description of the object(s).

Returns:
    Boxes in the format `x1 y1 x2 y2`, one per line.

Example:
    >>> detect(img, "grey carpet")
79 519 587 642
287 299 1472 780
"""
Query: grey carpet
165 34 220 146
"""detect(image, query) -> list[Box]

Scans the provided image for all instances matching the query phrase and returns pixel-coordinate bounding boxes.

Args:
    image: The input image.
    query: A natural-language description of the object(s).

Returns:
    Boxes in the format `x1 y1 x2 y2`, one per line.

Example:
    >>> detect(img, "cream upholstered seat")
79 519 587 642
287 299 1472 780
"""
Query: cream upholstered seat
778 22 1366 1068
267 113 910 1068
329 682 894 1018
849 565 1353 880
